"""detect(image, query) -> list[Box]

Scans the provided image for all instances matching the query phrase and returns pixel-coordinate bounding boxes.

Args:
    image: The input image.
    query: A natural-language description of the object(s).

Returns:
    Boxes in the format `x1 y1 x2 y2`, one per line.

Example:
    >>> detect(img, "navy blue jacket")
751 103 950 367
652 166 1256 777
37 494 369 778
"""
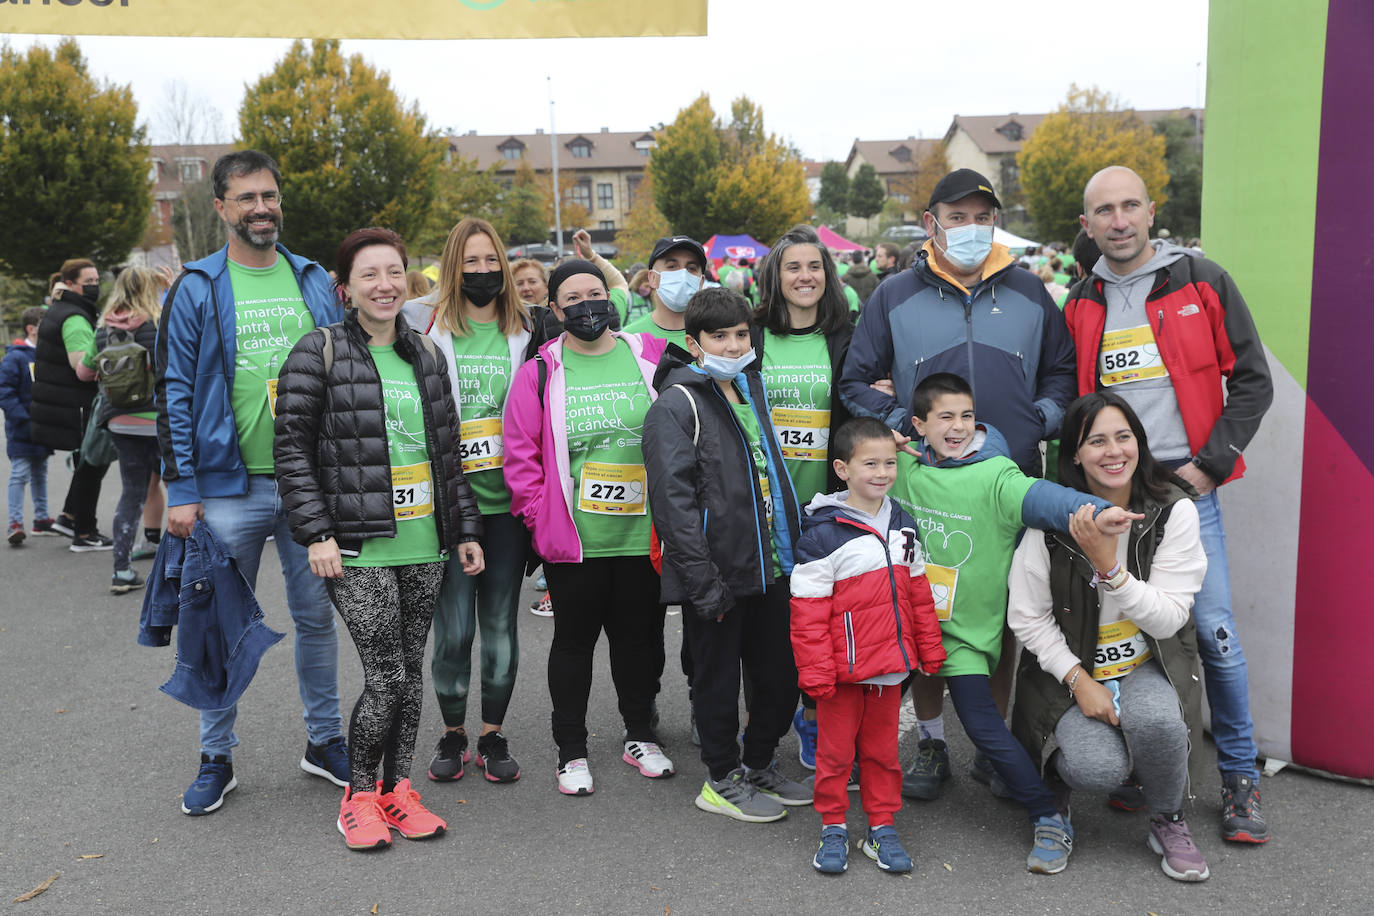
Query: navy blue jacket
138 520 284 710
155 244 340 506
0 341 52 459
838 247 1076 473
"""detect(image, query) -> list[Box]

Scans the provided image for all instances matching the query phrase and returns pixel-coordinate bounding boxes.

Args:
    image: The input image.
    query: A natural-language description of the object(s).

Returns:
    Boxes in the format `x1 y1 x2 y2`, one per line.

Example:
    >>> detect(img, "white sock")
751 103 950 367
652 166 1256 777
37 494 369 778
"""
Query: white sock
917 715 944 742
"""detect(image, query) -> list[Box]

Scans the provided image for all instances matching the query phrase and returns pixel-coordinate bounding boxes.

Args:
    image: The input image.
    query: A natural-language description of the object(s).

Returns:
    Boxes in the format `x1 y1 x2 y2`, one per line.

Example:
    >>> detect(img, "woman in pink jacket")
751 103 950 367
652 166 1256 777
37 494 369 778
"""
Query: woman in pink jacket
502 259 672 797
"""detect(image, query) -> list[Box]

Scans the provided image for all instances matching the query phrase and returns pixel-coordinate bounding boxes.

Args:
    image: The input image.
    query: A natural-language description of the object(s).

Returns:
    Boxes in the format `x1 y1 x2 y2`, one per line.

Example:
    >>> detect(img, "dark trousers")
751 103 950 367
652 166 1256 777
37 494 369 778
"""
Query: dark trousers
684 580 798 781
946 674 1058 821
545 556 665 765
62 454 109 534
110 433 158 571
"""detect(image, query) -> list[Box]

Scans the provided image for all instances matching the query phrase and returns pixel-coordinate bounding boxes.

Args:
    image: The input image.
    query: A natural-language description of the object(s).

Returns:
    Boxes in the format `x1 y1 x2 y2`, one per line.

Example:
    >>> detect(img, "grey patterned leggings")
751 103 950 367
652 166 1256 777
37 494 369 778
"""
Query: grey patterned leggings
326 561 447 794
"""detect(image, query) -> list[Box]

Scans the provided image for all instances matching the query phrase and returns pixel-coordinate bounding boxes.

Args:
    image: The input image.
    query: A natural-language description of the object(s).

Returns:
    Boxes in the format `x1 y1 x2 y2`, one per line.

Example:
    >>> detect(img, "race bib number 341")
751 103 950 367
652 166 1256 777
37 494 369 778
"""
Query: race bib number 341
459 417 504 474
577 462 647 515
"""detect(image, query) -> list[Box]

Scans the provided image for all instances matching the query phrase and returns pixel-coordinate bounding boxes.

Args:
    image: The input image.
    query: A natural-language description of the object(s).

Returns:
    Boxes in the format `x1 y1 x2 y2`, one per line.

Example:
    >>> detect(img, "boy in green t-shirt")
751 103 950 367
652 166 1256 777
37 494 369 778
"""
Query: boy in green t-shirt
888 372 1139 875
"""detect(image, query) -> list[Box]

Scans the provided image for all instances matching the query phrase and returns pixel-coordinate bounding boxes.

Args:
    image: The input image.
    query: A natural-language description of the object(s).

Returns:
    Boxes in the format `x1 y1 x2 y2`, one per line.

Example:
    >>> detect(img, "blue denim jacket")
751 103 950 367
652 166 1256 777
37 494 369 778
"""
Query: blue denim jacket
138 519 284 710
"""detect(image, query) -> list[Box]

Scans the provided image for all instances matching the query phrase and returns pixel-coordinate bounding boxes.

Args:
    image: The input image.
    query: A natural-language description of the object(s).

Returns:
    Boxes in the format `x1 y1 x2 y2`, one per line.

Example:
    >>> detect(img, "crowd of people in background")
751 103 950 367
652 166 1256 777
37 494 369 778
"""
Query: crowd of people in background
1 152 1273 883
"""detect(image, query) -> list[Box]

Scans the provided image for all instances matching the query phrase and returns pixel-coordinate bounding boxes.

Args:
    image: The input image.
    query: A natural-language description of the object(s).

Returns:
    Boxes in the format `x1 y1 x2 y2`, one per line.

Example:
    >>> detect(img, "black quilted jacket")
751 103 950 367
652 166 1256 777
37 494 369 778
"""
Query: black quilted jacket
273 311 482 553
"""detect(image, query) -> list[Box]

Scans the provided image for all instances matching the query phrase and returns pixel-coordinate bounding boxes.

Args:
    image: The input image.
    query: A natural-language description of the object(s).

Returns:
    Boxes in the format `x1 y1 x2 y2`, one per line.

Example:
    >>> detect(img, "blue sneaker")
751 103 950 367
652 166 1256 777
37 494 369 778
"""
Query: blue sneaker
1027 813 1074 874
182 754 237 816
301 736 350 788
793 707 817 771
862 825 913 873
812 825 849 874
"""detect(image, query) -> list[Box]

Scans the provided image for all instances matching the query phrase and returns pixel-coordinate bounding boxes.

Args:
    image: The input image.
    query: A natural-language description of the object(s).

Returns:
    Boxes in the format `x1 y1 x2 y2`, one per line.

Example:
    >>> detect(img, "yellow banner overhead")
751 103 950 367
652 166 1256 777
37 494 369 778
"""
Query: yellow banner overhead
1 0 707 40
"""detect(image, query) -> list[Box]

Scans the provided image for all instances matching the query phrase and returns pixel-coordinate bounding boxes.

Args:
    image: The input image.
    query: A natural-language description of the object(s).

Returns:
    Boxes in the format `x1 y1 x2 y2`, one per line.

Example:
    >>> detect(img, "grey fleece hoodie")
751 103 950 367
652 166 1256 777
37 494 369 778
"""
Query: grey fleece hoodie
1092 240 1200 461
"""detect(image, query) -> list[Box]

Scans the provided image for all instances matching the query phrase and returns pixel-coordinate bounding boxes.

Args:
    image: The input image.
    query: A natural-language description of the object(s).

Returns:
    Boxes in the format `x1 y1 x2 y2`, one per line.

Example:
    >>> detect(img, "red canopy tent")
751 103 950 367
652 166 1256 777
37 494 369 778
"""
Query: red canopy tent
816 225 865 251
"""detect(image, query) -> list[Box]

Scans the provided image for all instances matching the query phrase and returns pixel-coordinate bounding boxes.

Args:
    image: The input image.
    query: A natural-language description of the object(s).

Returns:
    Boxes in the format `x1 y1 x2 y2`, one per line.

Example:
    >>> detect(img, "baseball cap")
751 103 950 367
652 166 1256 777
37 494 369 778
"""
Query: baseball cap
927 169 1003 212
649 236 707 270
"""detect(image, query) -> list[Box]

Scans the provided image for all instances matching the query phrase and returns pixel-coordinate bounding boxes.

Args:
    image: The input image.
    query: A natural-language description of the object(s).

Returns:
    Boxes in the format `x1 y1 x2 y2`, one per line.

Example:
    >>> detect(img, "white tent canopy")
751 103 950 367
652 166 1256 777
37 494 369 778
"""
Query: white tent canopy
994 227 1039 251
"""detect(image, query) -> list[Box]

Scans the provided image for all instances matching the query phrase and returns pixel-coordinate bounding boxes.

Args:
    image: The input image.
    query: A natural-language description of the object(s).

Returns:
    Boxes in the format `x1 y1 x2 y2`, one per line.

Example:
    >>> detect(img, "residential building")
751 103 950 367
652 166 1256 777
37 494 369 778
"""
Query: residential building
842 136 943 234
446 127 657 236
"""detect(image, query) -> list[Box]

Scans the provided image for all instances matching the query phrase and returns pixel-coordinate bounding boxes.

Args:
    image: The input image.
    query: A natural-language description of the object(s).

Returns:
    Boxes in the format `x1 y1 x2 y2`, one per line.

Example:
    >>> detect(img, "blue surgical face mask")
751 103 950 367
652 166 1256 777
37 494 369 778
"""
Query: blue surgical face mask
699 348 756 381
932 216 994 270
655 268 700 312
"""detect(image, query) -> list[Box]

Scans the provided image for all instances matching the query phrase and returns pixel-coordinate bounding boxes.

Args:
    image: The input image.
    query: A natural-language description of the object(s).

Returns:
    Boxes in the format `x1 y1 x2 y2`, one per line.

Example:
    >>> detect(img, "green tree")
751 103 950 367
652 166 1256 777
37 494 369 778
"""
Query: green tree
171 178 225 261
0 39 151 281
1152 115 1203 240
500 160 550 246
847 163 886 220
1017 84 1169 244
817 161 849 215
615 170 672 263
649 94 808 243
238 39 442 270
414 154 506 255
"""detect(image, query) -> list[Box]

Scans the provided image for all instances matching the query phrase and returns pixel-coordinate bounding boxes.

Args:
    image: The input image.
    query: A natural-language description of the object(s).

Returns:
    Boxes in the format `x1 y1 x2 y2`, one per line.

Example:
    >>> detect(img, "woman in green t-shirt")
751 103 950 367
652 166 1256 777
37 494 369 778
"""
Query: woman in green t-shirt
403 217 539 785
750 224 856 770
275 228 485 851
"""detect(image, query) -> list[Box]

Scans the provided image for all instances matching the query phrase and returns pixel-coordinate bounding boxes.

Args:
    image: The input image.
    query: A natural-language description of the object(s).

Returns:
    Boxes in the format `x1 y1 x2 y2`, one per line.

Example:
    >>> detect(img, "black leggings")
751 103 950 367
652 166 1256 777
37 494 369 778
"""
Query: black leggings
326 561 447 794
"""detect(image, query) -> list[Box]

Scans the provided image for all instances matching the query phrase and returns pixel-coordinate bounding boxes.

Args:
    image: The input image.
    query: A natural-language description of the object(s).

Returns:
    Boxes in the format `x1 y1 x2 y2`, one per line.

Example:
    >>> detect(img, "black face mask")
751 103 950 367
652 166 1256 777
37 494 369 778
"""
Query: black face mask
81 283 101 302
461 271 505 307
561 300 614 342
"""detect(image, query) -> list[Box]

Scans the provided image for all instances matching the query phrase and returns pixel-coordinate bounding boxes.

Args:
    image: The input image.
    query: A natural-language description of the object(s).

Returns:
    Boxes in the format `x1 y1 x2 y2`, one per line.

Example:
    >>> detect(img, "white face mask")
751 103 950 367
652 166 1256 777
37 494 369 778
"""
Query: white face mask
699 348 756 381
655 268 700 312
932 216 994 270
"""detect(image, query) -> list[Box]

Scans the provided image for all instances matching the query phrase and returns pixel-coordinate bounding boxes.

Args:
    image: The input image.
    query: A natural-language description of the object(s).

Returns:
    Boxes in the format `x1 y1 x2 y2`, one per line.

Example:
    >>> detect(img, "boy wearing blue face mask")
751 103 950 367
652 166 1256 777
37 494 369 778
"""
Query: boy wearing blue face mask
623 235 708 350
643 287 811 823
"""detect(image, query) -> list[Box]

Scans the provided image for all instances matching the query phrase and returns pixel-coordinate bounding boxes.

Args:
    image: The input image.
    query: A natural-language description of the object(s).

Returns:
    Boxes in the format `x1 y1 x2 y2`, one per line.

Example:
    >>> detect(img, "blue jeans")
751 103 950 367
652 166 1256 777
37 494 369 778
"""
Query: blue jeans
198 475 342 757
1193 489 1259 779
7 455 49 525
947 674 1058 821
430 512 525 727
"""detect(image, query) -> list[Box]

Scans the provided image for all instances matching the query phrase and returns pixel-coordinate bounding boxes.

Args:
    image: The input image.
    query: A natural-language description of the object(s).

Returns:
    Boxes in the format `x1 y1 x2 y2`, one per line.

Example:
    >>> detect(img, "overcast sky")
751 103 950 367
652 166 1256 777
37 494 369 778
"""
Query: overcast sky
9 0 1209 162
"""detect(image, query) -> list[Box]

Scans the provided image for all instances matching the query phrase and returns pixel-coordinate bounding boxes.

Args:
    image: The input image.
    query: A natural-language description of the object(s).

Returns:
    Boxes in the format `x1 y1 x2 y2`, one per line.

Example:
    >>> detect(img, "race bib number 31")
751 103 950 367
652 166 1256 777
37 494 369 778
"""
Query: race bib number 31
459 417 504 473
771 407 830 461
391 462 434 520
1099 325 1168 387
1092 619 1153 680
577 462 647 515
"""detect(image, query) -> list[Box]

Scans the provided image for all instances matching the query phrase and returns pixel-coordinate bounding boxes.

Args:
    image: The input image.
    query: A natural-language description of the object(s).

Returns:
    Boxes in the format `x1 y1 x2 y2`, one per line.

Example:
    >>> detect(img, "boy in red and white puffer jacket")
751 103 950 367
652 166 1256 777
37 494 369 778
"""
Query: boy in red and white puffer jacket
790 417 946 876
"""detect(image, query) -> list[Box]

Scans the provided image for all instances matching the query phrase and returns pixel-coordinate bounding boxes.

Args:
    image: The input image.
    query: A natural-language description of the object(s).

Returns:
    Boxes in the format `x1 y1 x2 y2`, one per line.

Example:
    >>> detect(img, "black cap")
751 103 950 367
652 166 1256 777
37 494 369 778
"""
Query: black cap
649 236 707 269
546 259 606 304
927 168 1003 211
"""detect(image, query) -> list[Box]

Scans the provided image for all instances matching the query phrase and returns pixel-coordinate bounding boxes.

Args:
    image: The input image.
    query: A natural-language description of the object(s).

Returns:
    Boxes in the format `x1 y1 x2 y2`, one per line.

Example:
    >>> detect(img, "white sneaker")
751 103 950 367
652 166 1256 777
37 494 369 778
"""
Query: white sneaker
623 741 675 778
556 757 594 796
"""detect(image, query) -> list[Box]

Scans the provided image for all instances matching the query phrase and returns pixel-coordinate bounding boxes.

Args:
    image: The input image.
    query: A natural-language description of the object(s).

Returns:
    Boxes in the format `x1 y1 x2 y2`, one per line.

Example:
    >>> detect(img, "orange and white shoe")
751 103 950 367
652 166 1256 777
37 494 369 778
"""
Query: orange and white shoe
379 778 447 840
337 787 391 851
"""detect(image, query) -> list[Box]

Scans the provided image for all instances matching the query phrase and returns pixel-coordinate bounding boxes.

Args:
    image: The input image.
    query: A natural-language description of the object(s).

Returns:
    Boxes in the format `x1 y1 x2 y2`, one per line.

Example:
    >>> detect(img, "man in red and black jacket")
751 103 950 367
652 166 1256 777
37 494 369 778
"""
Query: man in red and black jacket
1066 165 1273 845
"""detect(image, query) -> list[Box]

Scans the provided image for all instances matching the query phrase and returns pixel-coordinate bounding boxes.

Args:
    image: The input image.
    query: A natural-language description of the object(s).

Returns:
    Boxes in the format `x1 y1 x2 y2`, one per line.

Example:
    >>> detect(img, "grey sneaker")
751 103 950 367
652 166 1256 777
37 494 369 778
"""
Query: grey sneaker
1149 813 1210 882
695 768 786 822
744 761 813 806
901 738 950 800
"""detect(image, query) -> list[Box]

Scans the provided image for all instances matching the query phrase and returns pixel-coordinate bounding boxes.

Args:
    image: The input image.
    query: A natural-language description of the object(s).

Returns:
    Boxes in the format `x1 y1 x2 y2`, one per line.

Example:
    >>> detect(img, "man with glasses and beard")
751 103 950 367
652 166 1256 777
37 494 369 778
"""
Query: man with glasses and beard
155 149 348 816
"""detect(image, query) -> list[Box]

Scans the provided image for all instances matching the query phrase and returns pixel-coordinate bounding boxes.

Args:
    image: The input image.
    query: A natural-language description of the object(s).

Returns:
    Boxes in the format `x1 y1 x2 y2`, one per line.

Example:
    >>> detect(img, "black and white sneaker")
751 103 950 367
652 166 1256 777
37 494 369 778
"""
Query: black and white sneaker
50 515 76 538
476 731 521 783
71 532 114 552
427 729 469 781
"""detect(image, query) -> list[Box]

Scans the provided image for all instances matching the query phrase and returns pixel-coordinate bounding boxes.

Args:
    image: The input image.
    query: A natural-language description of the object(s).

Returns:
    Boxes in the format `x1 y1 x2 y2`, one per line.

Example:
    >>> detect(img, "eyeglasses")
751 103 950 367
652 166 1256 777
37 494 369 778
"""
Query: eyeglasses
224 191 283 209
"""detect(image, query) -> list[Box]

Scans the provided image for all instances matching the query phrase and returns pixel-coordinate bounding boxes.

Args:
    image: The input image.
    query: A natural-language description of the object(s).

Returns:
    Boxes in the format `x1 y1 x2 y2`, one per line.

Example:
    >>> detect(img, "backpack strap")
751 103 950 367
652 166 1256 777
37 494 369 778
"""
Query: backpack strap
670 383 700 445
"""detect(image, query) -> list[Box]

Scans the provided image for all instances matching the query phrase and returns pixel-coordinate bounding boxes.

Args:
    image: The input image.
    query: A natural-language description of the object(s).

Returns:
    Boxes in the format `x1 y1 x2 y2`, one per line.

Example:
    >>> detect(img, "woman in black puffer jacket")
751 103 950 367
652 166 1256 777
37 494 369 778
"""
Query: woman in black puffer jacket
274 227 484 852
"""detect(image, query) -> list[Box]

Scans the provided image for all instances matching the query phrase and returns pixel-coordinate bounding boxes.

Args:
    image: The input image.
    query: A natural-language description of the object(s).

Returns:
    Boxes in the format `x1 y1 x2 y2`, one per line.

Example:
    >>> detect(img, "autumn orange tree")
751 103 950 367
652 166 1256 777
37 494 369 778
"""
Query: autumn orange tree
1018 85 1169 243
614 171 672 263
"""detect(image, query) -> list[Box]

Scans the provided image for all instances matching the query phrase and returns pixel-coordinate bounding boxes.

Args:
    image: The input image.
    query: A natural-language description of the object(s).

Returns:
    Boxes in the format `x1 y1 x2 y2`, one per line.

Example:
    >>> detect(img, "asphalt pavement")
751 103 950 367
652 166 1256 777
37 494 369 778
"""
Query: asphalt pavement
2 455 1371 915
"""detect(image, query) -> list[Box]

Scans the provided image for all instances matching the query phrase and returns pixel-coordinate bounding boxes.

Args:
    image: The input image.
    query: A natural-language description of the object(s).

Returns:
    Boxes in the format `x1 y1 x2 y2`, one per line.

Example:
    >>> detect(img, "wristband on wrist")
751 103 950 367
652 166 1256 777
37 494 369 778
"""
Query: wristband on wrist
1066 668 1082 696
1102 568 1129 591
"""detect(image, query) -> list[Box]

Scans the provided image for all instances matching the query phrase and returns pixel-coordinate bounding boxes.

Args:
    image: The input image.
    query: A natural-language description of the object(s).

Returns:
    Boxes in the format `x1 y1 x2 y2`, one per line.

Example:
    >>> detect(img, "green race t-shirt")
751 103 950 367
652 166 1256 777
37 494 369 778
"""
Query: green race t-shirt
227 257 314 473
450 319 512 516
345 344 442 568
761 329 832 508
563 341 653 557
730 396 781 577
887 451 1035 676
64 316 96 368
623 313 687 350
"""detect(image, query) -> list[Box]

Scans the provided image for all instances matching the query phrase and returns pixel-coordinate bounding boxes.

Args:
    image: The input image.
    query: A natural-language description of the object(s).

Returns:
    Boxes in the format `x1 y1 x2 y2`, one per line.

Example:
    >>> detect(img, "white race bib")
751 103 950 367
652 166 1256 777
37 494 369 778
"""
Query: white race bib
1092 619 1153 680
391 461 434 520
771 406 830 461
459 416 504 473
1099 325 1168 387
577 462 647 516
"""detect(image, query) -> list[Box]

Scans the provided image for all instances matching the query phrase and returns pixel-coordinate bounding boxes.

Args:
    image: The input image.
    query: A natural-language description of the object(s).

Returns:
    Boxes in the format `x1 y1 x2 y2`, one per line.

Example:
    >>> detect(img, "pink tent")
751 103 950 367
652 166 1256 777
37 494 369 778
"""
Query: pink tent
817 225 865 251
